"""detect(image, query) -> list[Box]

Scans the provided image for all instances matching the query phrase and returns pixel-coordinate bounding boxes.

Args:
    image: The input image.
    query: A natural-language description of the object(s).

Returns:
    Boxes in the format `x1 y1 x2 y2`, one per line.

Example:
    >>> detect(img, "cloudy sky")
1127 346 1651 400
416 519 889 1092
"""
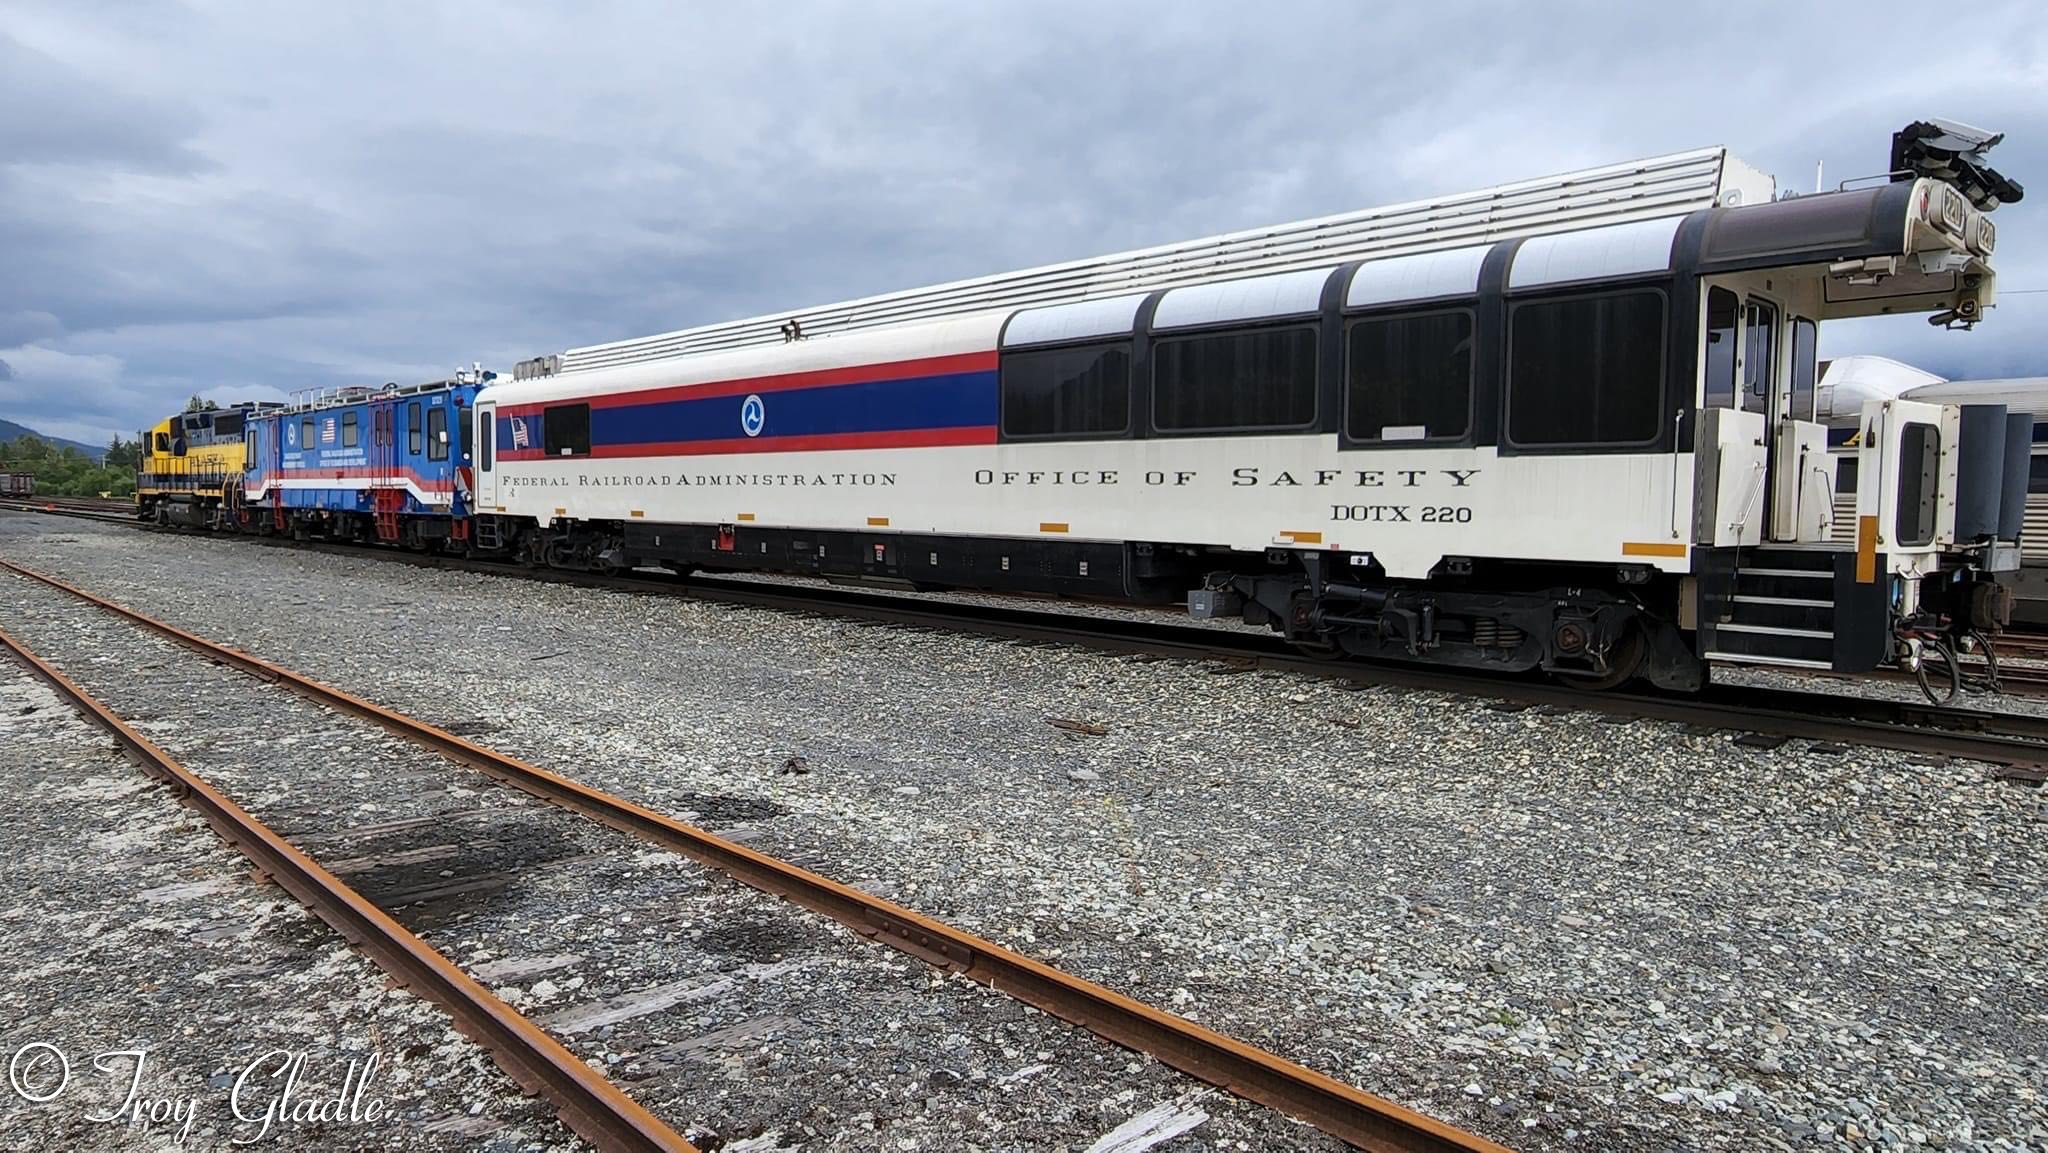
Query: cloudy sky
2 1 2044 445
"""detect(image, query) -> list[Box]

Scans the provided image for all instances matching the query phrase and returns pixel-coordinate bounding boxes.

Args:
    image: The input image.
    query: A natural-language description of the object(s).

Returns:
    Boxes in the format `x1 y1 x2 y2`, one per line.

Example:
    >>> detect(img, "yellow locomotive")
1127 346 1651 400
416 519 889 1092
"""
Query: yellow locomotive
135 403 278 527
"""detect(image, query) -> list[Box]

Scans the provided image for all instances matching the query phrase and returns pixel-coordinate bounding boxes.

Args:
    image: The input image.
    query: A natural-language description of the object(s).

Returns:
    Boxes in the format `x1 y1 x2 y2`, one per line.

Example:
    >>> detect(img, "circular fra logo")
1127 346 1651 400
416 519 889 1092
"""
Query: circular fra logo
740 394 765 438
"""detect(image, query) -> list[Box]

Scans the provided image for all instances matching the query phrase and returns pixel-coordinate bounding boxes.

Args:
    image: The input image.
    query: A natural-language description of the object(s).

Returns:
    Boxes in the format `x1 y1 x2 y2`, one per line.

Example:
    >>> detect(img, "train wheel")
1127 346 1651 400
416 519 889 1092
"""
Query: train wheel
1555 626 1645 692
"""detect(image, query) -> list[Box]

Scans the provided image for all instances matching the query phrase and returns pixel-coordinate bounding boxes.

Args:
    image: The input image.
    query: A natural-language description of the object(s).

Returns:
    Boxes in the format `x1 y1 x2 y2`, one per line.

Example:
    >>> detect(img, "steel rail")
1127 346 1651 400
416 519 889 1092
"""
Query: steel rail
0 498 133 524
0 557 1511 1153
0 621 697 1153
6 504 2047 781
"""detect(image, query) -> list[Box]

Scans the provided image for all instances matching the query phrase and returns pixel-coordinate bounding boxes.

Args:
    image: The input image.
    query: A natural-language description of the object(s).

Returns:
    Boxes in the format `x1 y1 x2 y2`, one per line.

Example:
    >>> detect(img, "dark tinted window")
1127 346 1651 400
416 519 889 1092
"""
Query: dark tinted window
1744 299 1777 410
214 412 244 438
480 413 494 471
1000 343 1130 438
1703 288 1738 409
2029 453 2048 495
408 402 423 454
458 401 473 462
341 411 359 448
544 403 591 456
1154 326 1317 433
1896 421 1940 546
1508 291 1665 446
1838 453 1859 495
1790 317 1817 422
1346 311 1472 442
427 406 449 461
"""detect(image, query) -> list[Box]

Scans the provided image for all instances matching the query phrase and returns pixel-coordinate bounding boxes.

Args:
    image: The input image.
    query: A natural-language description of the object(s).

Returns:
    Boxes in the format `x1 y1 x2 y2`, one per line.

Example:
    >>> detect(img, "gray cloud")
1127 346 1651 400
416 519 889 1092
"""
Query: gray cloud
0 32 212 175
1 0 2043 442
0 358 13 382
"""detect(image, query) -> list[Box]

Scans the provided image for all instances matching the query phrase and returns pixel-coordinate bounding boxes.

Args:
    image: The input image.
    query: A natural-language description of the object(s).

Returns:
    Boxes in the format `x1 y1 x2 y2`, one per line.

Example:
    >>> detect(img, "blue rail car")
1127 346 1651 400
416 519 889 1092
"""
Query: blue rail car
240 372 487 547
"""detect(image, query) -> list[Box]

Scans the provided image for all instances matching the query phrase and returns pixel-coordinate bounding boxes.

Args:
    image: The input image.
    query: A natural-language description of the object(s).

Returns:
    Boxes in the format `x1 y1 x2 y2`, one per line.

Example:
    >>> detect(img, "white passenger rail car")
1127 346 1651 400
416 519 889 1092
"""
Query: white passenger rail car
474 120 2026 694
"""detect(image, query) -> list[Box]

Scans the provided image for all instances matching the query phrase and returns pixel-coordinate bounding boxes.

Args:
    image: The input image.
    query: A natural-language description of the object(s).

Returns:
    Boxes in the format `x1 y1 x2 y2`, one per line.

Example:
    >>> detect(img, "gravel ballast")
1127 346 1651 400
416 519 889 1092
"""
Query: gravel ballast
4 513 2045 1152
0 532 1338 1152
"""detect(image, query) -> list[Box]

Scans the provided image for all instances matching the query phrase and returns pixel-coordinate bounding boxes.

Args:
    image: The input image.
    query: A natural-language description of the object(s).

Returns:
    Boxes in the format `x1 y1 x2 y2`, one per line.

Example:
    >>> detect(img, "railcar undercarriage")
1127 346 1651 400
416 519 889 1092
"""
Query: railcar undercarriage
493 513 1704 691
1194 558 1705 692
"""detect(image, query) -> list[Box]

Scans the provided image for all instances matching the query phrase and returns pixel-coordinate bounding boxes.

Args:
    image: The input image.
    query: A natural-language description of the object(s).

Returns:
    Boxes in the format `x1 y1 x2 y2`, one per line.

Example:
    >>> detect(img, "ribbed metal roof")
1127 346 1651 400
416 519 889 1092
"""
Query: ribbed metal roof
552 146 1737 376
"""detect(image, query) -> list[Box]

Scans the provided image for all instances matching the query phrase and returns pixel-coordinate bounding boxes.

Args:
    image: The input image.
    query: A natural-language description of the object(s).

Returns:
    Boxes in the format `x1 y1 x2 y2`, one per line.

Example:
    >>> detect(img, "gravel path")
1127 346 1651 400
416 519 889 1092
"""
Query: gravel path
0 533 1337 1152
5 513 2047 1152
0 661 586 1152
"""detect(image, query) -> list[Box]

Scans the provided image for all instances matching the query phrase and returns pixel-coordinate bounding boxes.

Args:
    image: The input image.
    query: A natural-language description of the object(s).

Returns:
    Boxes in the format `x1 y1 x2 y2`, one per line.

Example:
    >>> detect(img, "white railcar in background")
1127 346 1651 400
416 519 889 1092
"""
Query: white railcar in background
1823 359 2048 620
473 120 2026 694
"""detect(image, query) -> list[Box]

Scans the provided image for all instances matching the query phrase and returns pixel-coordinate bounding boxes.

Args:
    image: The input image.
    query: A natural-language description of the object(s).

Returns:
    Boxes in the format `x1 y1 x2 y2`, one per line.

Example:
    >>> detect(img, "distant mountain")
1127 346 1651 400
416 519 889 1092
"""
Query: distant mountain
0 418 107 461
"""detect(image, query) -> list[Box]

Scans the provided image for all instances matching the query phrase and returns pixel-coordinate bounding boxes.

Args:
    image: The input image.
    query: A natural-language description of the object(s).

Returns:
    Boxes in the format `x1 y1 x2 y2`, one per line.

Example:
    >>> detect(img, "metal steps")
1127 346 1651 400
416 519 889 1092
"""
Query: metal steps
1702 548 1841 668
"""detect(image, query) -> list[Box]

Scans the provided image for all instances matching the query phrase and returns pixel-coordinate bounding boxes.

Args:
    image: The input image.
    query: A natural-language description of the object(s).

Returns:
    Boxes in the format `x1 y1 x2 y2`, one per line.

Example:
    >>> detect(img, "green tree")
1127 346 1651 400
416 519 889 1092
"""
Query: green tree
103 435 142 471
0 437 137 498
182 395 220 412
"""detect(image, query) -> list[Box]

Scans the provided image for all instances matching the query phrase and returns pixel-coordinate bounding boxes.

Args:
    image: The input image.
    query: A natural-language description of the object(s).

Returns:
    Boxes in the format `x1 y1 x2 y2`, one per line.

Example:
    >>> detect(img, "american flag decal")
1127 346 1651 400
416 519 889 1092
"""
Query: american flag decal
320 418 336 445
510 416 531 450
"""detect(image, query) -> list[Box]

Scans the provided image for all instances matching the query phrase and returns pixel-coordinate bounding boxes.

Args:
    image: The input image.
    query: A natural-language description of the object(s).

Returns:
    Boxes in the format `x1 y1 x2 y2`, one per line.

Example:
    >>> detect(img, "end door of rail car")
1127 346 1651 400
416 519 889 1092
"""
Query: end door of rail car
473 403 497 510
1699 279 1833 545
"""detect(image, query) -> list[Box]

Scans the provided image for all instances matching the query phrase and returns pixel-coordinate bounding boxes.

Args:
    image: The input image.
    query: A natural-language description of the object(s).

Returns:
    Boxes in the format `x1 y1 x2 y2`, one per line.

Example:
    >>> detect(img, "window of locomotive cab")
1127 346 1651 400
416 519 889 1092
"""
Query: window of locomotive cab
408 402 423 455
341 411 360 449
1000 342 1131 439
1789 317 1818 422
1344 309 1473 444
299 419 314 453
1702 288 1738 409
153 432 169 453
1153 324 1318 434
1506 289 1666 448
458 403 474 463
1744 299 1778 411
427 406 449 461
543 402 591 457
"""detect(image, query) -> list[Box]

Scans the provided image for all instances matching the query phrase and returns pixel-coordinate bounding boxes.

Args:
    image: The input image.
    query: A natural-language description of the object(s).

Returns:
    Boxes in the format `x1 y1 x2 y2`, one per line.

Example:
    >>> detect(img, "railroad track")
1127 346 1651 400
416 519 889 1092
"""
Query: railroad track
0 557 1507 1153
0 496 135 523
8 500 2046 784
0 620 695 1153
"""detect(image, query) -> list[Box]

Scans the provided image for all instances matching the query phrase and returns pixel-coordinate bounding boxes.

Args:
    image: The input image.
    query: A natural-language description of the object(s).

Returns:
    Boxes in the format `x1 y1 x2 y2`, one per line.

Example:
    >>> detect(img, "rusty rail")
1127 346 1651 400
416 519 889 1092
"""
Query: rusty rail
0 556 1510 1153
0 621 696 1153
11 500 2048 784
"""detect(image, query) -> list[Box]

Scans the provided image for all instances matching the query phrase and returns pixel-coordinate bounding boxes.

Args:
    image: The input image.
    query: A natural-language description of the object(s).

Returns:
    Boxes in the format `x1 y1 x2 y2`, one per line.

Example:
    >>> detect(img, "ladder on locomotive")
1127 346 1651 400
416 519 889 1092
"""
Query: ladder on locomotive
371 399 403 543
